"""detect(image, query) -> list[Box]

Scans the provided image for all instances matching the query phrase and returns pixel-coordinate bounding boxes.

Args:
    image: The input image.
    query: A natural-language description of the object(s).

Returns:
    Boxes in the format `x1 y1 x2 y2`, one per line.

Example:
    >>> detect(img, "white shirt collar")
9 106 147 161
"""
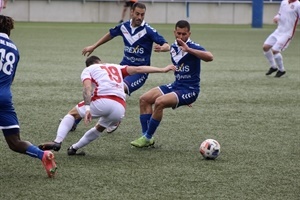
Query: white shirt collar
0 33 9 39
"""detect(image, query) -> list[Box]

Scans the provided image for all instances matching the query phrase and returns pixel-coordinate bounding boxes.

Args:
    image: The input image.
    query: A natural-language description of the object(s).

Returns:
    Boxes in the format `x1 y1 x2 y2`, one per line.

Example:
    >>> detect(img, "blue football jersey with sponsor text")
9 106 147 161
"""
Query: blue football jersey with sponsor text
109 20 167 66
0 33 20 111
170 39 205 92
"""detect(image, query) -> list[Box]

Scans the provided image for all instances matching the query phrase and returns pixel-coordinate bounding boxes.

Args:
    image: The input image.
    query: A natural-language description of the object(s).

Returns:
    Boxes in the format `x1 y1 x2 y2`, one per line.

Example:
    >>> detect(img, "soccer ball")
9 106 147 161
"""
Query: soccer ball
199 139 220 159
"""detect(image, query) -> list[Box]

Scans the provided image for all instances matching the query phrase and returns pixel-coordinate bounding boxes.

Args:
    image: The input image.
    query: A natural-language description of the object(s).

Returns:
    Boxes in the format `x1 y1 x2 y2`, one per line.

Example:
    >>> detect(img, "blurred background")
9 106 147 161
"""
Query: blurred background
2 0 284 25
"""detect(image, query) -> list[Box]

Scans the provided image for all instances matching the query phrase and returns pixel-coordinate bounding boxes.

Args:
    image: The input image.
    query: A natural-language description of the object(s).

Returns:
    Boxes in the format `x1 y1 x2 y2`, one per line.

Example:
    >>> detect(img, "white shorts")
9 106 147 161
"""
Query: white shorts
264 31 291 52
76 98 125 128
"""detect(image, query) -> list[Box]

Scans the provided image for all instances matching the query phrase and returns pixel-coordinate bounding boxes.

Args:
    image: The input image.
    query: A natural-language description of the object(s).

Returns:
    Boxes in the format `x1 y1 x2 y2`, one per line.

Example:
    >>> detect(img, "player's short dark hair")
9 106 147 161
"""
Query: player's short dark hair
0 15 14 36
175 20 190 31
132 2 146 11
85 56 101 67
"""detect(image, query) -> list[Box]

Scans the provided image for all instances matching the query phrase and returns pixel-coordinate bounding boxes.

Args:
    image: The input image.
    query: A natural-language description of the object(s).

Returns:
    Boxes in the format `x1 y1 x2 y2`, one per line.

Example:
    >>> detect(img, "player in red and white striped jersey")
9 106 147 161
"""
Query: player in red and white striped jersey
38 56 175 155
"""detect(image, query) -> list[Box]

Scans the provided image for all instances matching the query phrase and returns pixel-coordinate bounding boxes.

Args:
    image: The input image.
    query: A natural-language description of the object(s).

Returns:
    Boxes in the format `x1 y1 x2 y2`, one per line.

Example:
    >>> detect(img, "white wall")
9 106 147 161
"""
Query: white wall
1 1 280 24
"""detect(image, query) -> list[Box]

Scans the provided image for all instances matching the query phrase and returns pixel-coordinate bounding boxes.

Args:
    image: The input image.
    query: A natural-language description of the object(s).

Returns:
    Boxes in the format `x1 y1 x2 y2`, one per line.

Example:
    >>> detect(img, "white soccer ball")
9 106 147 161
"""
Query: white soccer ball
199 139 220 159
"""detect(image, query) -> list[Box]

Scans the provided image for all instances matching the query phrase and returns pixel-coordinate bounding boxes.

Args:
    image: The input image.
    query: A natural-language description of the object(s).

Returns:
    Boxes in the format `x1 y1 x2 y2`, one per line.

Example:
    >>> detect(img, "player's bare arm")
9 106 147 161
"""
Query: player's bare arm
153 43 170 52
127 65 176 75
177 38 213 62
82 79 93 124
82 32 113 56
83 80 92 106
187 48 213 62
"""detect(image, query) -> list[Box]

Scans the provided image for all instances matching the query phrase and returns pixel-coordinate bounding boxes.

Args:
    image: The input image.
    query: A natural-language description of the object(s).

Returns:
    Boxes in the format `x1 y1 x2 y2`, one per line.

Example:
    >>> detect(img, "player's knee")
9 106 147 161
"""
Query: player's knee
154 98 166 109
263 45 270 52
139 95 147 106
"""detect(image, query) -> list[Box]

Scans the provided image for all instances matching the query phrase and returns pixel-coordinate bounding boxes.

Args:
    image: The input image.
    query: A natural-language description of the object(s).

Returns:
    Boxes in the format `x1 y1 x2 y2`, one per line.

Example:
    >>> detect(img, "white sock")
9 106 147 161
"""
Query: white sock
54 114 75 143
274 53 285 72
72 127 101 150
264 49 277 69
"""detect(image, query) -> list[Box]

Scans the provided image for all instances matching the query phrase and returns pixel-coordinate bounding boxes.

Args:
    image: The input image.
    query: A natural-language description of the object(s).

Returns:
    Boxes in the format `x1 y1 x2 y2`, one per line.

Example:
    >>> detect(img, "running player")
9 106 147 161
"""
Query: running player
0 15 57 178
263 0 300 78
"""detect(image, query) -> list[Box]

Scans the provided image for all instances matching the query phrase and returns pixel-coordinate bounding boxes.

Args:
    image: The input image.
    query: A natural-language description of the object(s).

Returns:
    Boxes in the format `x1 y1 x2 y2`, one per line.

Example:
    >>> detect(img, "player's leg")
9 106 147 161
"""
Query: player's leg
3 129 57 178
3 0 7 9
146 90 198 140
272 35 290 77
68 99 125 155
106 73 148 133
39 104 83 151
131 92 178 148
139 87 163 134
120 2 129 23
131 89 199 148
0 0 4 12
263 34 278 75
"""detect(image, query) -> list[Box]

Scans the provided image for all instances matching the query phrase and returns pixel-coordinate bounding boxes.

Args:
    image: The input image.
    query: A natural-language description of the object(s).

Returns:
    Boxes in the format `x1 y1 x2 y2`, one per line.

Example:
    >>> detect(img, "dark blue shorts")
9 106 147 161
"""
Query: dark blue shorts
123 73 148 95
159 84 199 108
0 110 20 135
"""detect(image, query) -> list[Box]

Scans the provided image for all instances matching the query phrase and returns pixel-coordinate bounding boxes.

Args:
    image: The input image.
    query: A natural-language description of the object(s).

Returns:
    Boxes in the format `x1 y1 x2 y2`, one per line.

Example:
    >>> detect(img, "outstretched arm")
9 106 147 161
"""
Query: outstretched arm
82 32 113 56
153 43 170 52
177 38 213 62
126 64 176 75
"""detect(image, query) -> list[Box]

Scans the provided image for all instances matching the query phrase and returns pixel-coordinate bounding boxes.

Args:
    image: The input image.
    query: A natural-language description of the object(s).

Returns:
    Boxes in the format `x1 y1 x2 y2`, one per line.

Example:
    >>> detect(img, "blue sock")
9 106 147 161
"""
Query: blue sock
144 117 160 140
75 118 82 125
26 145 44 160
140 114 152 134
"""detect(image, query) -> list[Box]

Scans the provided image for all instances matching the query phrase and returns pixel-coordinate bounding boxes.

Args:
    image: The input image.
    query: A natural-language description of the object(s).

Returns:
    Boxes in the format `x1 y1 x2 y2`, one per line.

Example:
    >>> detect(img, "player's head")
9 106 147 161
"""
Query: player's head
85 55 101 67
0 15 14 36
131 2 146 27
174 20 191 43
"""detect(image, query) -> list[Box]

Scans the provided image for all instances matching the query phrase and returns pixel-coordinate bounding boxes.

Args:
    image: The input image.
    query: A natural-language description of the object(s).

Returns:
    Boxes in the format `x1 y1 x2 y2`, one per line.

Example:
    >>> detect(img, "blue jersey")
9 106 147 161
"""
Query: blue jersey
170 39 205 92
109 20 167 66
0 33 20 111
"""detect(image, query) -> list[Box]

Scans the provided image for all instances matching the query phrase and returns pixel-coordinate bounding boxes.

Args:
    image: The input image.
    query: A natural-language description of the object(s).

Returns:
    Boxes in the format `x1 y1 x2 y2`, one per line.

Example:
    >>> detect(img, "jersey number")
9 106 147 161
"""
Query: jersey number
100 65 122 83
0 48 16 75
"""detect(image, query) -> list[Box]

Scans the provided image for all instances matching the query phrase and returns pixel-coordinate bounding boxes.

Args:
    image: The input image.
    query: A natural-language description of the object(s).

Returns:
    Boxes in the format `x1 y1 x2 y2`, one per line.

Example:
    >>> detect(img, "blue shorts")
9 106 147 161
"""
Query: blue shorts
123 73 148 95
0 110 20 135
159 84 199 108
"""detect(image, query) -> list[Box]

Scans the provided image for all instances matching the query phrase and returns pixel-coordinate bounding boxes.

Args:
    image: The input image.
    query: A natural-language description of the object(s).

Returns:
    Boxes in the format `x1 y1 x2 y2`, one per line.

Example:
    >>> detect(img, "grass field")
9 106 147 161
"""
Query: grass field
0 22 299 200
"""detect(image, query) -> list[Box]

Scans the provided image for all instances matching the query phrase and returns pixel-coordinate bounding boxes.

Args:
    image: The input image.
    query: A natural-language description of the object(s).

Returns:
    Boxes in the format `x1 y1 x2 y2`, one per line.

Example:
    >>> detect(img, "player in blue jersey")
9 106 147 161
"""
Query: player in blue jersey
0 15 57 177
130 20 214 148
81 2 169 133
82 2 169 95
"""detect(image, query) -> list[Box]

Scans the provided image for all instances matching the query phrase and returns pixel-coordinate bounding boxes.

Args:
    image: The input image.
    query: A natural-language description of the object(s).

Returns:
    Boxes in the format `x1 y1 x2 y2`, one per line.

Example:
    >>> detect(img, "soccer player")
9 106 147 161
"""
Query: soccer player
263 0 300 78
119 0 138 23
80 2 169 133
38 56 175 154
130 20 214 148
0 15 57 178
0 0 7 12
82 2 169 95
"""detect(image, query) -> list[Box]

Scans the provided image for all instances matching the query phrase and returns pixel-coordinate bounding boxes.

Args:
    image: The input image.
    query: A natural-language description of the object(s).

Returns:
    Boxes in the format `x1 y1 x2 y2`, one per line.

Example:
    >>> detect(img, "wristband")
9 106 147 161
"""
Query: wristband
85 105 90 111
